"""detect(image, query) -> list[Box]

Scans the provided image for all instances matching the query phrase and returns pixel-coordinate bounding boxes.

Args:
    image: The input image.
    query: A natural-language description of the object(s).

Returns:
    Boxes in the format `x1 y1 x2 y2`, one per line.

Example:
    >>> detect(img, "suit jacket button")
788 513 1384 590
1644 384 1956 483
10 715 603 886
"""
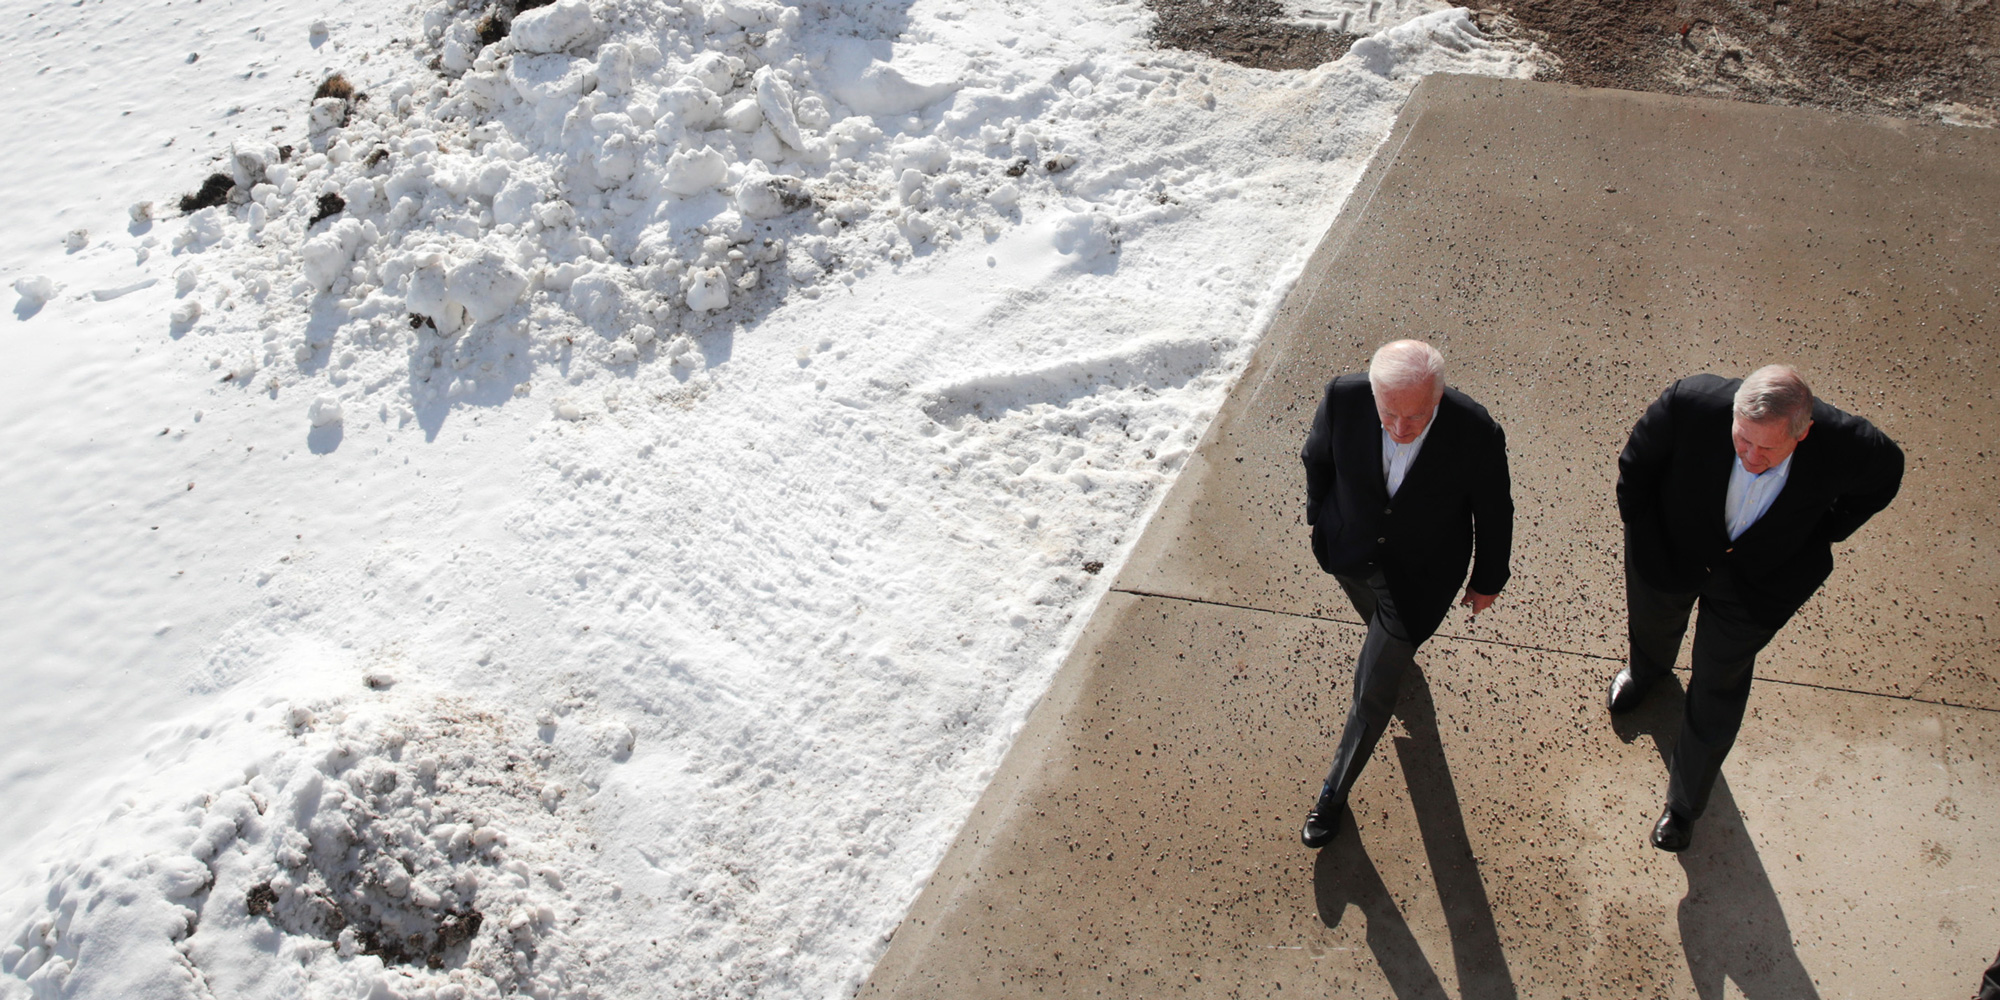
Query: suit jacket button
1377 537 1387 544
1383 507 1393 515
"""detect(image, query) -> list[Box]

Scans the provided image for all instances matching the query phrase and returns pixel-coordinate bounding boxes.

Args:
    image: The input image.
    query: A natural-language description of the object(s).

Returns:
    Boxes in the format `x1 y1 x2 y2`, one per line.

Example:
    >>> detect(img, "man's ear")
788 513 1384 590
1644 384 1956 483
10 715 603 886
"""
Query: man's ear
1795 420 1813 443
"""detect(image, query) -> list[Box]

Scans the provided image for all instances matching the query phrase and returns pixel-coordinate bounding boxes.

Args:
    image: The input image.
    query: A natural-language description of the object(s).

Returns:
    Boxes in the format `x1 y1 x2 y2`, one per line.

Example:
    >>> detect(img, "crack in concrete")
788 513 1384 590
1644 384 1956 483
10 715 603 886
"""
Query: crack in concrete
1112 586 1999 714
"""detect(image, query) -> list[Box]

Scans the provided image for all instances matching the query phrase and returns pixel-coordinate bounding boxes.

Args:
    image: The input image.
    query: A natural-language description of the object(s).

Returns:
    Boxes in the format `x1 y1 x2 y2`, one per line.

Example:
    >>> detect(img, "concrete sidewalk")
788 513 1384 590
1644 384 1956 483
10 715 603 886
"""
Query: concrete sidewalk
861 76 2000 999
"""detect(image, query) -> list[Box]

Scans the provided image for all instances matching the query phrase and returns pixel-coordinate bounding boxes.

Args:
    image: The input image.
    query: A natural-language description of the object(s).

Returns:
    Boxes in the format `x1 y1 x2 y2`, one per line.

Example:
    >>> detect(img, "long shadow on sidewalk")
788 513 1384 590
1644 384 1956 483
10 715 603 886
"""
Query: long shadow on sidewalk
1311 662 1519 1000
1613 679 1823 1000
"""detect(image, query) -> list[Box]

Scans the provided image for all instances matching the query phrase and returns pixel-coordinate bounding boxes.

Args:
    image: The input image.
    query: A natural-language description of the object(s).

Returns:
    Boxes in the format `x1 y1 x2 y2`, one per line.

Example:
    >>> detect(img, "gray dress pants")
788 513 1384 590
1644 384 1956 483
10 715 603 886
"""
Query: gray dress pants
1978 948 2000 1000
1319 569 1419 808
1625 540 1781 818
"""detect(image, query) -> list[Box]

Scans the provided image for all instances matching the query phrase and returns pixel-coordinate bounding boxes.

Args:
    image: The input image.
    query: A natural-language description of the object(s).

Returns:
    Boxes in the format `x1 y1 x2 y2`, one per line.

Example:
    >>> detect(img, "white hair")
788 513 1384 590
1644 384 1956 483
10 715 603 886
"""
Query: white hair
1734 364 1814 436
1368 340 1445 396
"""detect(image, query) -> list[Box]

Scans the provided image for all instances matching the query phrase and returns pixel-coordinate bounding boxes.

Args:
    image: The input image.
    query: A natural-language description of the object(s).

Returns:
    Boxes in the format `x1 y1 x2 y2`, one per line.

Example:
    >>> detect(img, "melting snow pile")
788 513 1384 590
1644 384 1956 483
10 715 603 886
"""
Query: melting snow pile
5 688 633 1000
172 0 1175 416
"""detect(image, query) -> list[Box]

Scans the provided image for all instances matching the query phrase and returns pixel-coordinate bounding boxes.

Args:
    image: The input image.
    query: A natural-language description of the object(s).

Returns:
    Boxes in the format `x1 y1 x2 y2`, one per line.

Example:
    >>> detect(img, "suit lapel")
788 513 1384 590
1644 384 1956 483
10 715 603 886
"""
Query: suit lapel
1731 433 1822 548
1348 383 1390 503
1396 399 1451 495
1704 436 1736 543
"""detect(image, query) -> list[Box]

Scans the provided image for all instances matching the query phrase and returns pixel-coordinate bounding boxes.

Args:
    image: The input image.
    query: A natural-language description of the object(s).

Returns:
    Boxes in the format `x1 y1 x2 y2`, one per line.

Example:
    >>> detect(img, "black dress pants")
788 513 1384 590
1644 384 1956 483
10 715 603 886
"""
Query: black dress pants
1625 541 1782 818
1318 569 1419 808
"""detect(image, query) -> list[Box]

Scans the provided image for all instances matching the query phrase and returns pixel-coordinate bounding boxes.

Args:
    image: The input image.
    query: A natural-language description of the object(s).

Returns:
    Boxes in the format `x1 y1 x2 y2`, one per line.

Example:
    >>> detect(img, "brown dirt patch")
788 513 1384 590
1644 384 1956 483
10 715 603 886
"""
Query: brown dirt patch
1144 0 2000 124
1148 0 1359 71
1475 0 2000 122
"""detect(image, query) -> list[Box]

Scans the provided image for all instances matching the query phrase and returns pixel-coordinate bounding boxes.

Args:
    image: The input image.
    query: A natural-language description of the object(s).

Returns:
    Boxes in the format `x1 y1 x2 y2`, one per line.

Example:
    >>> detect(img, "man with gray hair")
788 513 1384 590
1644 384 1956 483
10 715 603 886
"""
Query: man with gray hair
1297 339 1514 848
1611 365 1903 851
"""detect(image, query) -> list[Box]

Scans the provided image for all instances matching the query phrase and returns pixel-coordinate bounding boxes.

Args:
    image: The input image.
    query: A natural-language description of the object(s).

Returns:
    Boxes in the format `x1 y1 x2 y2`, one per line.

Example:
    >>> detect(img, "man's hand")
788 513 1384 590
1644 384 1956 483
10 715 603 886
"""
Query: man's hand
1460 588 1497 616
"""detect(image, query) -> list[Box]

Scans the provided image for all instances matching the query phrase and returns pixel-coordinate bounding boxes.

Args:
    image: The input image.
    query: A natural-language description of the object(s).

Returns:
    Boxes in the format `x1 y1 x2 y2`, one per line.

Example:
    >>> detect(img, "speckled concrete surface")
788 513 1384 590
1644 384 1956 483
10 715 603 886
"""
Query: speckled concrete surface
862 76 2000 999
1119 74 2000 707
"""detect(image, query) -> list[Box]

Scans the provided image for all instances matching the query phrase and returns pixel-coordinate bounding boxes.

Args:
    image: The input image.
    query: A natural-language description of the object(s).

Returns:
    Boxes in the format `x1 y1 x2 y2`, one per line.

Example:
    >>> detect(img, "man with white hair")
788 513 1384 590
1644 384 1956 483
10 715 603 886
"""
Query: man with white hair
1611 365 1903 851
1297 339 1514 848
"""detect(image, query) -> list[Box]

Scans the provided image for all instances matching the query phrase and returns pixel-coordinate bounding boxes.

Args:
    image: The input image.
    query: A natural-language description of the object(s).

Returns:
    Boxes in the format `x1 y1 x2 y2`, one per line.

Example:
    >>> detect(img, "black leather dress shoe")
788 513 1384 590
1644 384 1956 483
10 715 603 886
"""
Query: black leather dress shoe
1607 668 1651 714
1301 800 1344 849
1651 806 1694 852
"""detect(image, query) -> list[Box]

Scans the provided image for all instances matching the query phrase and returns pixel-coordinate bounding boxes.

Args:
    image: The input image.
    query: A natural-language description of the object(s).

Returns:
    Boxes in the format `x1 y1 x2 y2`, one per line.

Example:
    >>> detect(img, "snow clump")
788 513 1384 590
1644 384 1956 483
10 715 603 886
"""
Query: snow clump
170 298 203 329
307 395 344 427
509 0 601 55
11 275 57 306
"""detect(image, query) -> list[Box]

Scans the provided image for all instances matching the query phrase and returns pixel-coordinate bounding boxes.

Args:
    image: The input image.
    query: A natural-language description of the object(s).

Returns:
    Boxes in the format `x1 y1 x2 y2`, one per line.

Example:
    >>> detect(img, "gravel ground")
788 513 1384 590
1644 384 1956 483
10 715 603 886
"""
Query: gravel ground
1148 0 1360 71
1149 0 2000 124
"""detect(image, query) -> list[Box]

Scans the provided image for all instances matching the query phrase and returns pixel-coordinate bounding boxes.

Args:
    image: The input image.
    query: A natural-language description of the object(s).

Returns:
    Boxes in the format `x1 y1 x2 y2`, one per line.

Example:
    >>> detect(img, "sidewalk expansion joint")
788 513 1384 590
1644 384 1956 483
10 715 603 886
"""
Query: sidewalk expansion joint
1111 586 2000 715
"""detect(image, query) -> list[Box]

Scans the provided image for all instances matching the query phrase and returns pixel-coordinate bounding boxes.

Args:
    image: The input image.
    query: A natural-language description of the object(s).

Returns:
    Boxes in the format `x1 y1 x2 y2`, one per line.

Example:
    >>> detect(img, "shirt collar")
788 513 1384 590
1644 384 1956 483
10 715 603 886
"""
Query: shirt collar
1385 416 1436 452
1734 451 1795 480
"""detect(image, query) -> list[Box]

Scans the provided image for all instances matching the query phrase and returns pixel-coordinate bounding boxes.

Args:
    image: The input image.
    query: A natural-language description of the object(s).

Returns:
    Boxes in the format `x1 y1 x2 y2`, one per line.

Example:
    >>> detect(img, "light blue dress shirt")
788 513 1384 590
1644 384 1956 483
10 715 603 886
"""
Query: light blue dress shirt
1724 453 1793 541
1381 421 1433 498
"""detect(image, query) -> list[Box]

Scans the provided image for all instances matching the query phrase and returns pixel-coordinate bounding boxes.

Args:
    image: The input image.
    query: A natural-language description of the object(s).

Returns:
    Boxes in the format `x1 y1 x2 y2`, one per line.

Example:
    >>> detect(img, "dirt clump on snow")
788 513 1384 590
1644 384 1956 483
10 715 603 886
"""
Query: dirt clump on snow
314 72 357 103
178 172 235 214
1474 0 2000 123
476 11 510 47
1147 0 1359 71
308 191 347 228
473 0 559 48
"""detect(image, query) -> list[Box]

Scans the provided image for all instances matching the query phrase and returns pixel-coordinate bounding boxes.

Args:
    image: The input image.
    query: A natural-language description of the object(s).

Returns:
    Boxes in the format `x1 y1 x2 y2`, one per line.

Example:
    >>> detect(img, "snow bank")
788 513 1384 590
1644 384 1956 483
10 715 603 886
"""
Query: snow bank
113 0 1530 438
156 0 1177 421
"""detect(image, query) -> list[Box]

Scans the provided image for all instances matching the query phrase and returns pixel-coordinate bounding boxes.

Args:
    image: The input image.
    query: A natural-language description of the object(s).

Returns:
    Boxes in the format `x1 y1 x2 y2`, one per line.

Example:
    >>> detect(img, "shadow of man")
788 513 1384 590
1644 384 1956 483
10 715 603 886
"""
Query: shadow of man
1313 662 1519 1000
1312 818 1451 1000
1613 679 1823 1000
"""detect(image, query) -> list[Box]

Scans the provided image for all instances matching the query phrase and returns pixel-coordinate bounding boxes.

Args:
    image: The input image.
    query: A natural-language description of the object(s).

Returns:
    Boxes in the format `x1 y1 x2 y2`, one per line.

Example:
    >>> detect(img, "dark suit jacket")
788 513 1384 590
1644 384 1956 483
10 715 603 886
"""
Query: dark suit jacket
1617 374 1904 626
1301 373 1514 644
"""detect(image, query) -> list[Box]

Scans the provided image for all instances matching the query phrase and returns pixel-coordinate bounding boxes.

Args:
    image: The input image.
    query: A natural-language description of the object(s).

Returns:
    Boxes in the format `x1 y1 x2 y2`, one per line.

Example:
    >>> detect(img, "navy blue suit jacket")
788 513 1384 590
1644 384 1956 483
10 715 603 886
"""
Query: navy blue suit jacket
1301 373 1514 644
1616 374 1904 626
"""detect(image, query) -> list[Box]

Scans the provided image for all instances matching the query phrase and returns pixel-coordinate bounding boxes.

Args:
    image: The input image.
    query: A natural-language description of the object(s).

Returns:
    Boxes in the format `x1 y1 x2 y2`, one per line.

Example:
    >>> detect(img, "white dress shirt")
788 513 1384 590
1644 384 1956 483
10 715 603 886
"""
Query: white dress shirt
1381 421 1433 498
1724 453 1793 541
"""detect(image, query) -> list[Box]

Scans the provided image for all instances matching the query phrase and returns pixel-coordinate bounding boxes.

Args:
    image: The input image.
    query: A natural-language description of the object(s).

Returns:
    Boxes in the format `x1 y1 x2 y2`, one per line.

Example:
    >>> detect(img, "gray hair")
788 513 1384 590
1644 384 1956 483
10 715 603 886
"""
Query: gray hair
1734 364 1815 436
1368 340 1445 396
